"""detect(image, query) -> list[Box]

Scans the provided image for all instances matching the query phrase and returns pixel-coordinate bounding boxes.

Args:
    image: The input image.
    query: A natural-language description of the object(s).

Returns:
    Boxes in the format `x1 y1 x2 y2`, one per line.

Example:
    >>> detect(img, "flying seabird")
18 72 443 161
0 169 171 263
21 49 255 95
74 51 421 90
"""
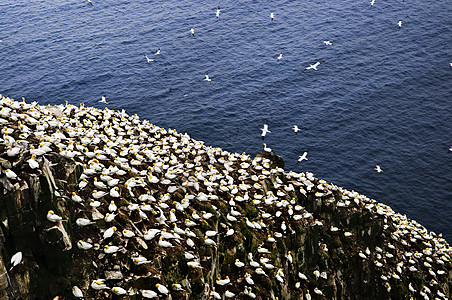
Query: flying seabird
204 74 211 81
448 145 452 152
398 20 402 28
261 122 270 140
99 95 107 104
277 53 283 60
87 0 93 5
216 7 220 18
374 165 383 173
292 125 300 134
323 41 333 46
270 12 274 21
145 54 155 63
370 0 375 6
190 28 195 36
154 48 161 55
297 150 308 163
304 61 324 71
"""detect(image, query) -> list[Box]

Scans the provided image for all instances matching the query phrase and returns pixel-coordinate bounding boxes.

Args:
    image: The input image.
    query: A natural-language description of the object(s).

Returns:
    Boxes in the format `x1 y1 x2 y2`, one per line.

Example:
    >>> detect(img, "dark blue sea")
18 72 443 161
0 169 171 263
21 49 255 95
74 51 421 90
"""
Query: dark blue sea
1 0 451 242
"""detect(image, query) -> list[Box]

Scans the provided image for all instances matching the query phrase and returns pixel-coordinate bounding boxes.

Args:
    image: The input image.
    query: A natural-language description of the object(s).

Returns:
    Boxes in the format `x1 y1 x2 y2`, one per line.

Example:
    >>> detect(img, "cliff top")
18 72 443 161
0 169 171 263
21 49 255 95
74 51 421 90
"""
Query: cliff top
0 95 450 299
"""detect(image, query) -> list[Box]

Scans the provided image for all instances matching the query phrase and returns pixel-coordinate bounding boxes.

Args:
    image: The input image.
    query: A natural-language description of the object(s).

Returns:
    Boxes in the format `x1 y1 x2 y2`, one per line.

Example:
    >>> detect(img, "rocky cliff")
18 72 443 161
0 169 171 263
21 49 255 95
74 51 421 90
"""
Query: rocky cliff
0 95 450 299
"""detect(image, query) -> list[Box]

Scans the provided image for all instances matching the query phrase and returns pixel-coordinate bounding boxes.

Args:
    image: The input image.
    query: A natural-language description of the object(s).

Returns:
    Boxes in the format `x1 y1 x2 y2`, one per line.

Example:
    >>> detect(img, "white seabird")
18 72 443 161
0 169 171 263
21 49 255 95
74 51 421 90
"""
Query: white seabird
10 252 22 271
154 48 161 55
216 7 220 18
323 41 333 46
398 20 402 28
370 0 375 7
270 12 274 21
374 165 383 173
277 53 283 60
99 95 107 104
190 28 195 36
145 54 155 63
304 61 324 71
292 125 300 134
297 150 309 163
204 74 211 82
261 122 270 140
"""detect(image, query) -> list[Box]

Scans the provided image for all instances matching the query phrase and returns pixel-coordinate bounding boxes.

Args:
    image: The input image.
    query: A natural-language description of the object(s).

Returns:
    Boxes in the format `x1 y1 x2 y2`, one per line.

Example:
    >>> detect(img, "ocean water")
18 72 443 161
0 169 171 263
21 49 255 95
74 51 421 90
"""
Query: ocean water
1 0 451 242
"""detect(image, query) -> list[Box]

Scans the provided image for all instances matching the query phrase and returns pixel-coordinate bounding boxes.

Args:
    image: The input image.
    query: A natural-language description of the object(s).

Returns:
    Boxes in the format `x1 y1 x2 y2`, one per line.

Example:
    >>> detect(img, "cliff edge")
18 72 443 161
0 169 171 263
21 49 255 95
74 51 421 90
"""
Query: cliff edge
0 95 450 299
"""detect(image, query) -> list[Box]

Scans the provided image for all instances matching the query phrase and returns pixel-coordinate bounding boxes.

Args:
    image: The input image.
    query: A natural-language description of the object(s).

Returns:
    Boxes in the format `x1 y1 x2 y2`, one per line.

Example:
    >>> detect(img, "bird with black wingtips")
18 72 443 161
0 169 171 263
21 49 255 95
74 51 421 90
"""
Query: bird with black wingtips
297 150 308 163
261 121 270 140
304 61 324 71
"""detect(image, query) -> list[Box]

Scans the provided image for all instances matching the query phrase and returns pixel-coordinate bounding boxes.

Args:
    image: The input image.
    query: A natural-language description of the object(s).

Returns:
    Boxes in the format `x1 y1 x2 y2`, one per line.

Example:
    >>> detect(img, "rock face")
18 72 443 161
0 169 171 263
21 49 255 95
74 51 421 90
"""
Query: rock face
0 95 451 300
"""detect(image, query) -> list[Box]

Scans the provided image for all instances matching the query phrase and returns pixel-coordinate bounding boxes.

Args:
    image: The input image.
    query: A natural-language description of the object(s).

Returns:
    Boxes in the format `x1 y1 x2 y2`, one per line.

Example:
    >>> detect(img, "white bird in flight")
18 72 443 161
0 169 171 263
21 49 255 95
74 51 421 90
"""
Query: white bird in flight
87 0 93 5
270 13 274 21
277 53 283 60
261 122 270 140
154 48 161 55
370 0 375 7
374 165 383 173
304 61 324 71
297 150 309 163
99 95 107 104
190 28 195 36
216 7 221 18
204 74 211 81
398 20 402 28
145 54 155 63
292 125 300 134
323 41 333 46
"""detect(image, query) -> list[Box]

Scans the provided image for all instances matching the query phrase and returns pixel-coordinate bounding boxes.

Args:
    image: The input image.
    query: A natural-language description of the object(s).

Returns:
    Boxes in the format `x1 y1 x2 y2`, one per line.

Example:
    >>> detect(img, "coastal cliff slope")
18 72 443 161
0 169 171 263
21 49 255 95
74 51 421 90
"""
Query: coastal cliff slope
0 95 450 299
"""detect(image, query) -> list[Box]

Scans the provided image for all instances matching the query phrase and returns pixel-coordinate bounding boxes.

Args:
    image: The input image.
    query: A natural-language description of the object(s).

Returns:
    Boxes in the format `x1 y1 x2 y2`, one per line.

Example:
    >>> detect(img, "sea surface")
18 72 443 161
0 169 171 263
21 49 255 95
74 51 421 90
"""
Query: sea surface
1 0 451 242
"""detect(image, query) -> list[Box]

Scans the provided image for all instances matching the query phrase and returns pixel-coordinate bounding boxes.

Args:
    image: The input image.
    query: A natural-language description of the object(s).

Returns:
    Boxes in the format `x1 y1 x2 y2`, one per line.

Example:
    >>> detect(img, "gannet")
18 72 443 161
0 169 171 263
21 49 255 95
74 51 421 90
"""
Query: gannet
190 28 195 36
270 12 274 21
204 74 211 82
216 7 220 18
263 143 272 153
99 95 107 104
5 169 18 180
155 283 169 295
398 20 402 28
141 289 158 298
76 218 94 227
292 125 300 134
103 226 117 239
323 41 333 45
77 240 93 250
277 53 283 60
261 122 270 140
304 61 324 71
10 252 22 271
297 150 309 163
112 287 127 295
87 0 93 5
374 165 383 173
154 48 161 55
47 210 62 222
225 290 235 298
370 0 375 6
72 286 83 298
145 54 155 63
448 145 452 152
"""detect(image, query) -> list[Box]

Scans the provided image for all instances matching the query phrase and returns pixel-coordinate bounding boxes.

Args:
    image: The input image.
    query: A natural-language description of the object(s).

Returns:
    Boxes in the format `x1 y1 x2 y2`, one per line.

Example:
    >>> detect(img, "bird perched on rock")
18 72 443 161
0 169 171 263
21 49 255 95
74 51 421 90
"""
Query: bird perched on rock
10 251 22 271
47 210 62 222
